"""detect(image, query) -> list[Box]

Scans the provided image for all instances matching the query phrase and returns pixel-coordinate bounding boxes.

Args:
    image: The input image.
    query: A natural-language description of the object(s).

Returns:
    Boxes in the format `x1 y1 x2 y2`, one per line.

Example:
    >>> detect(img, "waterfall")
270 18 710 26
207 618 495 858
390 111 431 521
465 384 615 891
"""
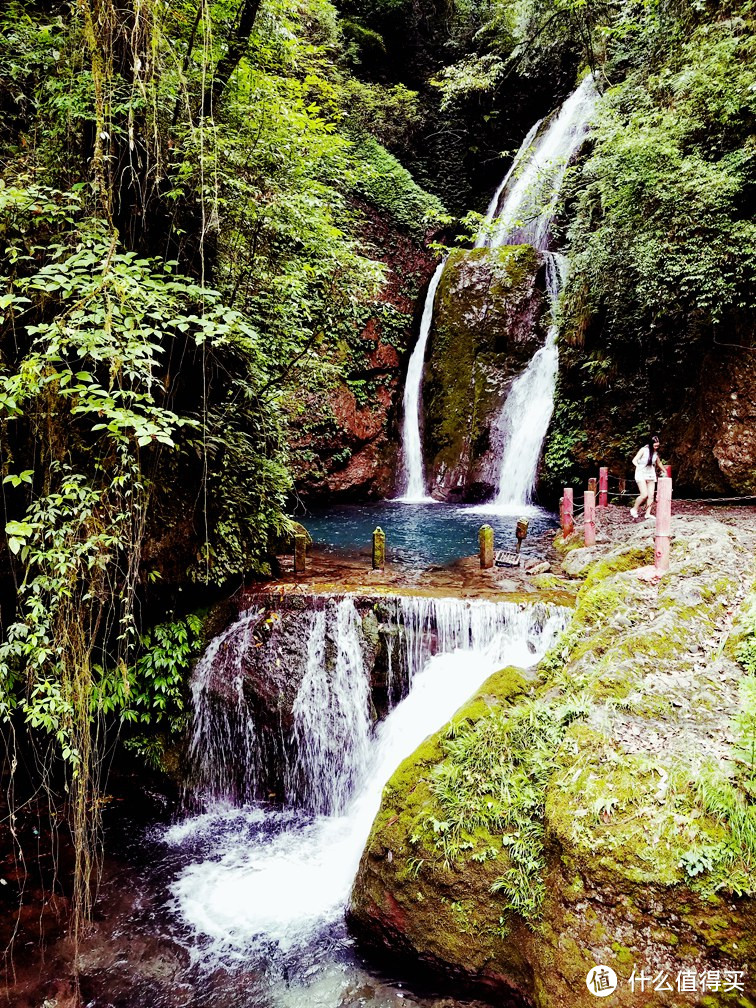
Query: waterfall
286 601 372 816
480 75 597 251
476 76 597 507
185 608 265 807
397 261 445 502
167 595 568 962
184 594 564 814
473 118 542 250
396 76 596 505
489 252 567 506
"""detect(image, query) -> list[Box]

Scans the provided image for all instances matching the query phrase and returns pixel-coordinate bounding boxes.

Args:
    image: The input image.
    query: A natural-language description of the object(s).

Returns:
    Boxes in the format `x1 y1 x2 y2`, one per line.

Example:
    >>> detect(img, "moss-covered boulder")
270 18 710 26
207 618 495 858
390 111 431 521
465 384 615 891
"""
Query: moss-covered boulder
350 517 756 1006
422 245 549 502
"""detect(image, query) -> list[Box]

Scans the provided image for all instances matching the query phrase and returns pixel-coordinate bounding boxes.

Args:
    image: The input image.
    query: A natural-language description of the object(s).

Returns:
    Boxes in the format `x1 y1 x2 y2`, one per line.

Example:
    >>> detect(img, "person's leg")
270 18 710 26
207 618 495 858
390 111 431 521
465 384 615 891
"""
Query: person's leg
631 479 648 518
644 481 656 518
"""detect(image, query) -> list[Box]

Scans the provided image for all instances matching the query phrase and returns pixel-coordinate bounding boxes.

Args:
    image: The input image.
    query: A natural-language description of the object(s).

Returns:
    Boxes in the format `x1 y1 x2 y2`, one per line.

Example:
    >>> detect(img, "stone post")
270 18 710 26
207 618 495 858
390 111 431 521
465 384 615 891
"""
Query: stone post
293 533 307 574
372 527 386 570
479 525 494 569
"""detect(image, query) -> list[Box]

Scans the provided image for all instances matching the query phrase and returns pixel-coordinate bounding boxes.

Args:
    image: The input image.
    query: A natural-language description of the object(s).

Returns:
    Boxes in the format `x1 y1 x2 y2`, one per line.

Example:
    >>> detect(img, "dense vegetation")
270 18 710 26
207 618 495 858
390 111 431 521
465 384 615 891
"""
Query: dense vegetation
547 0 756 491
0 0 754 955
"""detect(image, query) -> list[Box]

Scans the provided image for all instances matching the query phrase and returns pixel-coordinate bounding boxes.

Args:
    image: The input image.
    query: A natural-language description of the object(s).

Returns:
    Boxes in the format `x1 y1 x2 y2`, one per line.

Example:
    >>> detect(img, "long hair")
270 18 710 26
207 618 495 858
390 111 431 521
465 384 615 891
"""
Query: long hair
647 435 659 467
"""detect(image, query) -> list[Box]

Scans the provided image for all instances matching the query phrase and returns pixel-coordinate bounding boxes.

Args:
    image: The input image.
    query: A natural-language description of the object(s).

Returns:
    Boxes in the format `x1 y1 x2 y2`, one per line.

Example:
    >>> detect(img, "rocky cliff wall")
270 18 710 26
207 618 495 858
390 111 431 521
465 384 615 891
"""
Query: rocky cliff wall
285 203 438 502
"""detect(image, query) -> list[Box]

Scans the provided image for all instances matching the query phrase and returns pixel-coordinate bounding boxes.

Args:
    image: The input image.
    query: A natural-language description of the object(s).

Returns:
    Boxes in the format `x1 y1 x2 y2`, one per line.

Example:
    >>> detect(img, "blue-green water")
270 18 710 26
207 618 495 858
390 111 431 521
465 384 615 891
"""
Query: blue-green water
297 501 557 566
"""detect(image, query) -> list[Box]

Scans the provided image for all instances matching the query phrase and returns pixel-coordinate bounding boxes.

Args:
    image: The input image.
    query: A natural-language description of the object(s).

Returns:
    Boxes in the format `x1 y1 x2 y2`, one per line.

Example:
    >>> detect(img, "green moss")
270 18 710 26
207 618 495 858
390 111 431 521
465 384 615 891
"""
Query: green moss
591 548 650 579
352 527 756 995
351 135 447 235
422 245 546 480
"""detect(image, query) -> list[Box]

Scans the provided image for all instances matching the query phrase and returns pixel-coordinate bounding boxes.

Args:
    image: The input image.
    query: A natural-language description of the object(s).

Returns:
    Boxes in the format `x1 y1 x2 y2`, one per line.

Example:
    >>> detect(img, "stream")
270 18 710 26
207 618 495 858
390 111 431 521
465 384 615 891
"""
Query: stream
75 598 566 1008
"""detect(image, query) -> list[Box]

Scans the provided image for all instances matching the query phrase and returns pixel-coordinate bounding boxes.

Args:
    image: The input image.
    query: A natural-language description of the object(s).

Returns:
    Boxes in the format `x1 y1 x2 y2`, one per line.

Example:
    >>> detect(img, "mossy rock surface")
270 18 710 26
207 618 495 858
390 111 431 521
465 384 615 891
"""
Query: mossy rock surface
349 517 756 1006
422 245 548 502
351 666 536 1002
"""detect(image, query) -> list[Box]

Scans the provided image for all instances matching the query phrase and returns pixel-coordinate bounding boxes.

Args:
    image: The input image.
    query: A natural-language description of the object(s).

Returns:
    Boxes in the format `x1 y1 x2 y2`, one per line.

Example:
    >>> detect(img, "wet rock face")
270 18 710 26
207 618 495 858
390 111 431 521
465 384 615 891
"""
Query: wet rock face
673 342 756 494
193 592 402 803
422 246 549 502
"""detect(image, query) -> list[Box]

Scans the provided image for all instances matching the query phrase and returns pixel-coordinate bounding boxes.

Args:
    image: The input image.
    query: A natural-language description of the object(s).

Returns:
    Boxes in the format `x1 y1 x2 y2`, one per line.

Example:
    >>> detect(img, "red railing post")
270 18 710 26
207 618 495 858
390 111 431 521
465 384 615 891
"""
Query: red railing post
584 490 596 546
654 477 672 574
665 464 672 478
562 488 574 537
599 467 609 508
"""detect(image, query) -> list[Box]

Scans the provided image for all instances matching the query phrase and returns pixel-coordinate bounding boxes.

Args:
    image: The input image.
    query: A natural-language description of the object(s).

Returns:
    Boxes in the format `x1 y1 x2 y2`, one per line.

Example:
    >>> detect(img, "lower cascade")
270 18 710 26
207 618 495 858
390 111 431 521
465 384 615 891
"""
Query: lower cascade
167 594 567 965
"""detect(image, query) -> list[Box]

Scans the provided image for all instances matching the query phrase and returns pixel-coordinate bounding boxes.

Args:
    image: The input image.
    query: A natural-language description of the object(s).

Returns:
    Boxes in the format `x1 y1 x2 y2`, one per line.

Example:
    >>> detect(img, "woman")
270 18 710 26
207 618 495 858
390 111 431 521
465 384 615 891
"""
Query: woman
630 435 663 519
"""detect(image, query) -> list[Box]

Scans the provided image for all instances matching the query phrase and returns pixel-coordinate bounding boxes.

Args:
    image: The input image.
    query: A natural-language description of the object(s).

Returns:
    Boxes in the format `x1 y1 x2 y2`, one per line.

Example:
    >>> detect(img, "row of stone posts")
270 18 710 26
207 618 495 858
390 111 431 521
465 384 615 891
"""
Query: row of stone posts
292 526 386 574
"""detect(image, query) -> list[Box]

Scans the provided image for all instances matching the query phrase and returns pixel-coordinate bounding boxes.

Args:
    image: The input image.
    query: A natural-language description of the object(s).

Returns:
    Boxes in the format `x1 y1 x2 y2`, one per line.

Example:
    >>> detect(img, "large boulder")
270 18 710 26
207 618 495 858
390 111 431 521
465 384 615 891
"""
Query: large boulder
350 518 756 1006
422 245 549 501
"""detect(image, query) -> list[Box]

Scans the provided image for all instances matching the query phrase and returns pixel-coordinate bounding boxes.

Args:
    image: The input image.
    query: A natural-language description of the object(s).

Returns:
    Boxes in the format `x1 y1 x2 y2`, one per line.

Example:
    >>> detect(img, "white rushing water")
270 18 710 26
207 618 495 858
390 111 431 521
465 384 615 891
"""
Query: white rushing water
397 261 446 502
286 601 372 816
473 118 542 250
167 596 567 964
486 251 567 508
480 75 597 251
476 77 597 508
184 608 264 807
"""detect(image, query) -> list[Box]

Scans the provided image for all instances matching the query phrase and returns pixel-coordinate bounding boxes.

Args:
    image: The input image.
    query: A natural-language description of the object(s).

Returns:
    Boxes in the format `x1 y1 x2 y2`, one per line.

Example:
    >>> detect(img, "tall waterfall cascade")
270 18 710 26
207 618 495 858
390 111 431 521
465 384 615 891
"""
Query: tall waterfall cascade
169 594 568 962
488 251 567 507
397 262 446 502
478 75 597 252
398 75 597 504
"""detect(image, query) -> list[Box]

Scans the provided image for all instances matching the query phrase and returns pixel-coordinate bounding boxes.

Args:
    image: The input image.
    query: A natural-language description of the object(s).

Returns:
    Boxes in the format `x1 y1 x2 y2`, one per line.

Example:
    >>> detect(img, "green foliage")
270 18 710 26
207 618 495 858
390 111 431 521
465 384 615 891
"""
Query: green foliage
557 2 756 444
737 624 756 676
116 614 204 770
0 465 134 756
691 766 756 895
1 184 290 583
735 609 756 794
432 54 508 111
351 136 448 236
120 615 204 729
542 390 585 492
420 700 586 922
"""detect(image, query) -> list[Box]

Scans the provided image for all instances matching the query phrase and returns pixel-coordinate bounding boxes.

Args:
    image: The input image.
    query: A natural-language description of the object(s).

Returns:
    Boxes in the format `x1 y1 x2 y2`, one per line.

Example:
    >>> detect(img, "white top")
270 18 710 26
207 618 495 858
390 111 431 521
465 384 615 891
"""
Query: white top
633 447 659 481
